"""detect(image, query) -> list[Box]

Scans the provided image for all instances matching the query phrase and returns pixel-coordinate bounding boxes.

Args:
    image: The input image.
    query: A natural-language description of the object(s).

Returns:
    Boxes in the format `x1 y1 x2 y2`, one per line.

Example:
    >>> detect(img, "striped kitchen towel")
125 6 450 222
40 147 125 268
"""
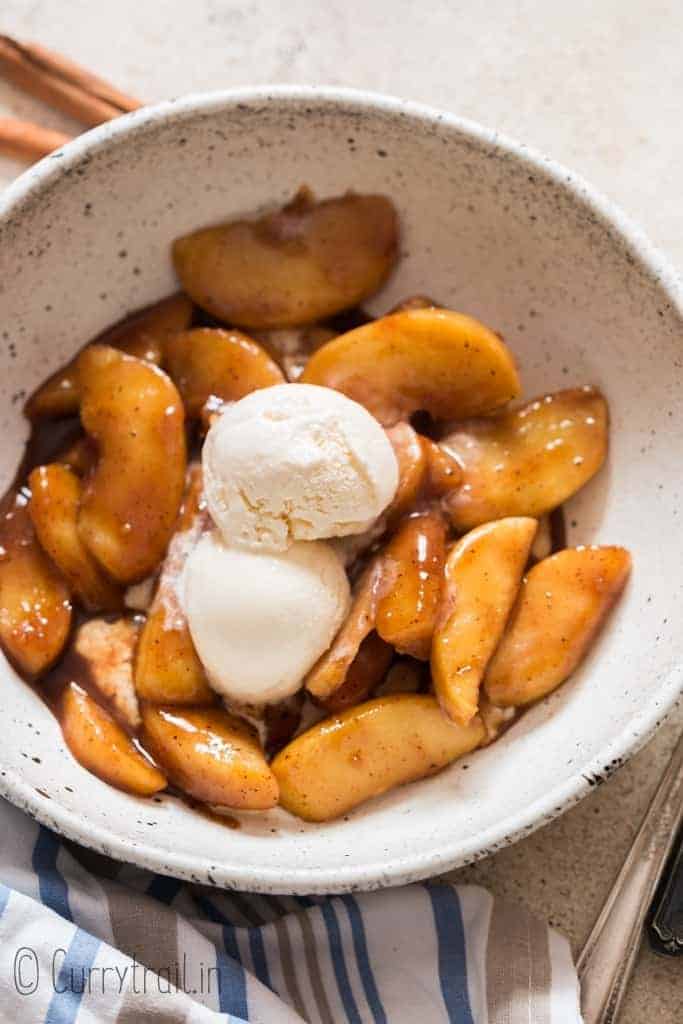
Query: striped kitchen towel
0 799 581 1023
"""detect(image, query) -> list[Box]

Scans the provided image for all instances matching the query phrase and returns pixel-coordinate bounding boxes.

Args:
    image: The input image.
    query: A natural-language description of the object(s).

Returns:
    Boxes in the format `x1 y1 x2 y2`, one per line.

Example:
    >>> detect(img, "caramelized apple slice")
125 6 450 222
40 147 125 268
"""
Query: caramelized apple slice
376 511 447 659
485 546 631 707
272 694 485 822
443 388 608 530
25 294 193 419
165 327 284 417
386 422 428 522
61 683 166 796
432 517 537 725
173 189 398 328
29 465 121 612
135 467 214 705
422 438 463 497
73 617 141 729
0 492 71 676
319 632 393 712
301 308 521 426
141 705 279 810
305 557 384 701
77 346 186 582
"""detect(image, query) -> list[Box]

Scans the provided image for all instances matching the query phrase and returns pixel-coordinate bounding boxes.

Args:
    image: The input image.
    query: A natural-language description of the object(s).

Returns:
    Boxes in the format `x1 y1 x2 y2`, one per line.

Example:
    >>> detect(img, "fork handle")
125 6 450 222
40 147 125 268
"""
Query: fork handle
577 729 683 1023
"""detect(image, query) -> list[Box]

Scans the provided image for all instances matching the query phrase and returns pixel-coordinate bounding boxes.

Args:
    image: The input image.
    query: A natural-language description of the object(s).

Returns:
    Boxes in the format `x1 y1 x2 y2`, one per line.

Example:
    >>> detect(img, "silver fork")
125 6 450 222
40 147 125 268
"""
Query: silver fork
577 728 683 1023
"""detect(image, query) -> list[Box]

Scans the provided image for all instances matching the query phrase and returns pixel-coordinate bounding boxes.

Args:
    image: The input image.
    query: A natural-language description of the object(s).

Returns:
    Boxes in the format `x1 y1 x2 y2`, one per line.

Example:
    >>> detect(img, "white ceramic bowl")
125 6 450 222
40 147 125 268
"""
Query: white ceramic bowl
0 88 681 893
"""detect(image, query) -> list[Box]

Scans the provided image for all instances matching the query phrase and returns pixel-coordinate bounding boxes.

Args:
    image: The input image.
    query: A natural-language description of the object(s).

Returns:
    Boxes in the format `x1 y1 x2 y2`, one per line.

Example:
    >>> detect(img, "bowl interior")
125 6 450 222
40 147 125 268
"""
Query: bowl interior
0 90 681 892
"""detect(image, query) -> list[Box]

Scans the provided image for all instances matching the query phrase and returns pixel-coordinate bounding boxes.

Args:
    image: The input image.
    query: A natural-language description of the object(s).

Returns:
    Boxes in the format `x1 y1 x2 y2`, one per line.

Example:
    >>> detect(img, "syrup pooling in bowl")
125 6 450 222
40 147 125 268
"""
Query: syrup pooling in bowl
0 188 628 822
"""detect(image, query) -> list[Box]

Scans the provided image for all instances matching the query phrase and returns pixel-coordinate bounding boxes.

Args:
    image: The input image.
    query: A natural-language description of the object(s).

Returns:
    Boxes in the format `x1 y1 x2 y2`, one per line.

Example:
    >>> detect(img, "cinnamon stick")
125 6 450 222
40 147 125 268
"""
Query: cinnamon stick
0 35 142 128
0 117 71 161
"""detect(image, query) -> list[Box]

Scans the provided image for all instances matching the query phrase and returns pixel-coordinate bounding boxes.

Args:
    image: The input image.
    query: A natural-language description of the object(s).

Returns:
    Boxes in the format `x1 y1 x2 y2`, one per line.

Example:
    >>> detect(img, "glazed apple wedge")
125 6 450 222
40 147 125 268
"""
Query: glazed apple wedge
165 327 283 418
432 517 538 725
484 545 631 707
385 422 428 522
443 387 608 530
28 464 122 612
301 308 521 426
77 345 187 583
0 492 72 676
141 706 279 810
305 556 384 702
376 510 447 659
173 189 398 328
135 466 215 706
273 694 485 822
61 683 167 797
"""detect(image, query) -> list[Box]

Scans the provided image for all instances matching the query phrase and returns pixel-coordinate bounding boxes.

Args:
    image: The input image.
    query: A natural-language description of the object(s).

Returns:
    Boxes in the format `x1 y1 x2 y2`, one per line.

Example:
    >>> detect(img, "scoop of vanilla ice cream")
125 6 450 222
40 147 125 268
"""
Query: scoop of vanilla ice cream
184 531 350 705
203 383 398 551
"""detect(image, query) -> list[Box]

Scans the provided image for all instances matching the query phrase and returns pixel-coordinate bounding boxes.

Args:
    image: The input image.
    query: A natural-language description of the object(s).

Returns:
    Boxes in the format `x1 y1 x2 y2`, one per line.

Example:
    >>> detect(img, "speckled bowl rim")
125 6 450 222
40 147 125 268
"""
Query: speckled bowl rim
0 86 681 893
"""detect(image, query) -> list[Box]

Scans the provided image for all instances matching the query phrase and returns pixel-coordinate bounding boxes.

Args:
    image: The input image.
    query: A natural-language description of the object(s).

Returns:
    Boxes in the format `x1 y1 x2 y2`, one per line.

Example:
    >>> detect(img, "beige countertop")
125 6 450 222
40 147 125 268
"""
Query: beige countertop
1 1 681 1019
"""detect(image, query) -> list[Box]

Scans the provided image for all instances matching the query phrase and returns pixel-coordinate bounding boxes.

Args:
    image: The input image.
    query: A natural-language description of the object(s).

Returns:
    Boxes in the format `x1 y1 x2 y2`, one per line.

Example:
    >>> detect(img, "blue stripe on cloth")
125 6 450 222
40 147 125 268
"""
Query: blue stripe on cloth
247 927 272 991
146 874 183 905
427 884 475 1024
32 827 71 921
340 895 387 1024
319 900 362 1024
0 881 11 918
44 928 101 1024
194 893 249 1019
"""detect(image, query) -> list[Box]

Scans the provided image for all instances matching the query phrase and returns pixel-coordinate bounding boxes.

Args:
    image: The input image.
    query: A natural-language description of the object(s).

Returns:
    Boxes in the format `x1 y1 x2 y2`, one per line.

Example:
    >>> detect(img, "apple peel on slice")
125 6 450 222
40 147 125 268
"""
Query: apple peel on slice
301 308 521 426
484 545 631 707
432 517 538 725
442 387 608 530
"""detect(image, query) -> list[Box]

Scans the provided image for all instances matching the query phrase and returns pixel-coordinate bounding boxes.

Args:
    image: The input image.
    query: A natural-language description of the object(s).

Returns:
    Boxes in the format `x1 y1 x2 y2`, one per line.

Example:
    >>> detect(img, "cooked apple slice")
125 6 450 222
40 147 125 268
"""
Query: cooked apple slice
165 327 283 418
319 632 393 712
0 491 71 676
422 438 463 497
135 466 214 705
376 510 447 659
305 556 384 702
25 293 193 419
301 308 520 426
61 683 166 796
140 705 279 810
28 465 122 612
432 517 538 725
272 694 485 821
385 422 428 522
77 346 187 582
173 189 398 328
73 617 141 729
484 546 631 706
443 387 608 530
